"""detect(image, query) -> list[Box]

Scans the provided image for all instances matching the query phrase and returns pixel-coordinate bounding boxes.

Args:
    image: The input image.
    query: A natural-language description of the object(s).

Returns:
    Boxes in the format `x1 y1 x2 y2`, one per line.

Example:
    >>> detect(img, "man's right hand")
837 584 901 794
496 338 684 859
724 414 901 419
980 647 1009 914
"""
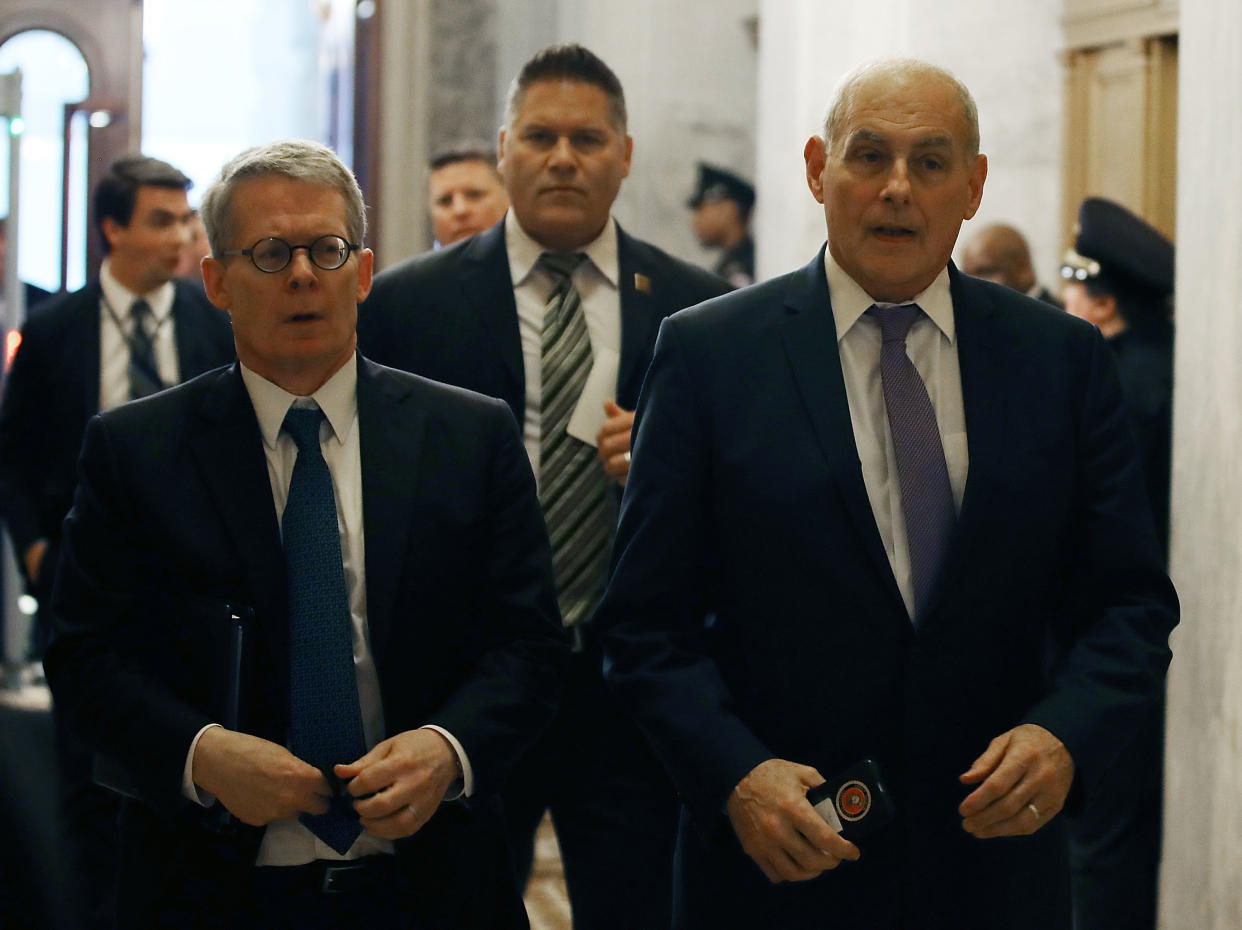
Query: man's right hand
192 727 331 826
726 758 860 883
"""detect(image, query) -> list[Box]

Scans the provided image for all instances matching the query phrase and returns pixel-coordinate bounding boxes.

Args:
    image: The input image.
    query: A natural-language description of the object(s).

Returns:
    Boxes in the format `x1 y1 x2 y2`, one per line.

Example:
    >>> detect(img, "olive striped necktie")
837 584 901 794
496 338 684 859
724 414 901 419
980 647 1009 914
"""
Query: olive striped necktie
538 252 615 628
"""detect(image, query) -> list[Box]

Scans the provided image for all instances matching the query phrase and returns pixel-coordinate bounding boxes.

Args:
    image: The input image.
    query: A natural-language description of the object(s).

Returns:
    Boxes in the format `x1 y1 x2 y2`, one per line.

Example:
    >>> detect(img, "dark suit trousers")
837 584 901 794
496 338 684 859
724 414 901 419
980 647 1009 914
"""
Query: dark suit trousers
53 684 119 930
1068 695 1165 930
503 626 678 930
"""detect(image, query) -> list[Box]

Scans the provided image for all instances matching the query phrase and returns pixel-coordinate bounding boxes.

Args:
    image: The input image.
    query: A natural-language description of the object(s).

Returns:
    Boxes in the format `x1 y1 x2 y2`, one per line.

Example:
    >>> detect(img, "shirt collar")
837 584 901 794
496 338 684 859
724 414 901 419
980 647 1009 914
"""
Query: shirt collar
504 209 619 289
822 249 956 343
100 258 175 323
240 354 358 451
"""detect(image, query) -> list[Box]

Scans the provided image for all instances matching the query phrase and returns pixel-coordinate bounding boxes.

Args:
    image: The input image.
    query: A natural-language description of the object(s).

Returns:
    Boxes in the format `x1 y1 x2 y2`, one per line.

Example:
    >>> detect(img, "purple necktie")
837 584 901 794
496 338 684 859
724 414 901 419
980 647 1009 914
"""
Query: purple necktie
869 303 955 622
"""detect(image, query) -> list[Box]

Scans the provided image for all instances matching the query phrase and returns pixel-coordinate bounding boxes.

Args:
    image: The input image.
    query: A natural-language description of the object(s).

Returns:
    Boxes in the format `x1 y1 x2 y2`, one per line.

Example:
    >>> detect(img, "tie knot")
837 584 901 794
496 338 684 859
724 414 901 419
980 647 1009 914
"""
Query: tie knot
282 406 325 453
868 303 922 344
539 251 586 283
131 298 152 326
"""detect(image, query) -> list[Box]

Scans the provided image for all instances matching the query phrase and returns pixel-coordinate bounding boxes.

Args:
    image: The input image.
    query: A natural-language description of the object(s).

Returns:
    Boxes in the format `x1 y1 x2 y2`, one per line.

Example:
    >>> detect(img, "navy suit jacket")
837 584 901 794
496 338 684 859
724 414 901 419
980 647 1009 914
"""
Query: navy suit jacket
0 278 234 559
357 219 731 422
596 249 1178 930
44 357 567 927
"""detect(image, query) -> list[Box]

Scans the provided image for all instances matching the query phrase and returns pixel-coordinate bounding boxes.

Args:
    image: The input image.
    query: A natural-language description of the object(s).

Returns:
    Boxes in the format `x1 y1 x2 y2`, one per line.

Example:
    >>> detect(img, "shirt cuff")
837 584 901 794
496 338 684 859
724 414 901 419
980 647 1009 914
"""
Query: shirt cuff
183 723 222 807
421 725 474 799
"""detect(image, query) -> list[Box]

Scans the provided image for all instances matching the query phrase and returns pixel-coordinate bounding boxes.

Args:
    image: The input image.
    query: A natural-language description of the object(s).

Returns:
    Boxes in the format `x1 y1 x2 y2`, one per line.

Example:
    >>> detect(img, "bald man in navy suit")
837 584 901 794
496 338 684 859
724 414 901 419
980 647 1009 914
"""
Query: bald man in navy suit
596 59 1176 930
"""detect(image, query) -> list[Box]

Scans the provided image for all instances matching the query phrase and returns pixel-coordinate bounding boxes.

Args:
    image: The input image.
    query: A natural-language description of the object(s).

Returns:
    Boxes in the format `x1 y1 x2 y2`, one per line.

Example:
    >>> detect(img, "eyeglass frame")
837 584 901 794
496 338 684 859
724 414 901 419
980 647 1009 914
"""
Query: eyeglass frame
221 235 362 273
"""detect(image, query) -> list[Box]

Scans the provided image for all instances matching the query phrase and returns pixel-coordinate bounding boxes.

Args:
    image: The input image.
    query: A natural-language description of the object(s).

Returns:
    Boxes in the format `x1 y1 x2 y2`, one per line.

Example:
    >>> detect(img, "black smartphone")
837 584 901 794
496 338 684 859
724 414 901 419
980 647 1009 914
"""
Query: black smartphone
806 758 896 842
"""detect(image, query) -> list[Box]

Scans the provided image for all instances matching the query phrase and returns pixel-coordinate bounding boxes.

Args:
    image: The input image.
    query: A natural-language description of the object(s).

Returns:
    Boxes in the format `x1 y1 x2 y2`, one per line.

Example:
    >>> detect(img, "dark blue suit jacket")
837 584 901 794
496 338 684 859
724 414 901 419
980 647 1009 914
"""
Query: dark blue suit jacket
357 219 731 422
44 357 567 927
596 249 1178 930
0 279 234 559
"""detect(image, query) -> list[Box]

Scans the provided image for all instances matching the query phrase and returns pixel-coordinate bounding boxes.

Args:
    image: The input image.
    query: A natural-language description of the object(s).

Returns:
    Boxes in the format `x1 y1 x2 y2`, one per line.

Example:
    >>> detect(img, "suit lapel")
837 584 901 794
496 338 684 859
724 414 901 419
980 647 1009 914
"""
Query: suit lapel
78 283 103 414
616 226 661 404
357 357 423 654
948 268 1009 541
922 268 1010 618
778 250 906 612
463 223 524 401
188 365 290 683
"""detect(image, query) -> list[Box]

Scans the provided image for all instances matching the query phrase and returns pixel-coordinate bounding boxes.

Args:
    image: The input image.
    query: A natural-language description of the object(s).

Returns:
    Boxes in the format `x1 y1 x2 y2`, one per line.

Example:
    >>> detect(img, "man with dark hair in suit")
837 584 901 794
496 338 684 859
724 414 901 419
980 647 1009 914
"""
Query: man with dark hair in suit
44 138 566 928
0 154 234 929
595 58 1177 929
359 42 730 930
428 145 510 247
0 155 233 659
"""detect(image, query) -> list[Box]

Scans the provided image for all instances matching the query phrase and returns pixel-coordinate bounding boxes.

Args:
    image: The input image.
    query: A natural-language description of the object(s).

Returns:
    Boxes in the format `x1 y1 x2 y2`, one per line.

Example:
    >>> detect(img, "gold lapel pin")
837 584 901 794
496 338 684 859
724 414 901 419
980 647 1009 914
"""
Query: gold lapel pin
634 273 651 294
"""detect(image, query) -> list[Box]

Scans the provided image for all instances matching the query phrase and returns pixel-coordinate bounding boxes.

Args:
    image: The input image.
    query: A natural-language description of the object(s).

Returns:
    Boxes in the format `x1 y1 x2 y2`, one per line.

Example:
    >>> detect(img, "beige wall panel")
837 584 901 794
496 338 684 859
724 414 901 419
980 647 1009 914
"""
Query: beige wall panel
1085 41 1149 210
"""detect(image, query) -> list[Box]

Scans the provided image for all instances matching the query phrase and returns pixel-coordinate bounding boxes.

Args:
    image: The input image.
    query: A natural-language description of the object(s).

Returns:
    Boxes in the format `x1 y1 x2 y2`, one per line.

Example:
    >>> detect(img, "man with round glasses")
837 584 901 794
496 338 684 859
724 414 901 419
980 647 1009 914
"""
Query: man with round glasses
44 139 566 928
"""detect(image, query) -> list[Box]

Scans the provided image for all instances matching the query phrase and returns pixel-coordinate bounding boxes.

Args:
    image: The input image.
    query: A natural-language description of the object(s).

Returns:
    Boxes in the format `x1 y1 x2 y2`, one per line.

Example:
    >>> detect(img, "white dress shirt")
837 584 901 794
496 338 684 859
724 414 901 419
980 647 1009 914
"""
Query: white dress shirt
183 355 472 865
824 251 970 619
505 209 622 478
98 259 181 411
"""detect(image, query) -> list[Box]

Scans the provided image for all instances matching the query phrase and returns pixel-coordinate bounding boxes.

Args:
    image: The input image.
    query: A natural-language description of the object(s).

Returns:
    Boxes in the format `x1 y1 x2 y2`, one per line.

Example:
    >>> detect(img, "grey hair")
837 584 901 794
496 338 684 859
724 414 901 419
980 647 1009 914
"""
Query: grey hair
199 139 367 257
822 58 980 159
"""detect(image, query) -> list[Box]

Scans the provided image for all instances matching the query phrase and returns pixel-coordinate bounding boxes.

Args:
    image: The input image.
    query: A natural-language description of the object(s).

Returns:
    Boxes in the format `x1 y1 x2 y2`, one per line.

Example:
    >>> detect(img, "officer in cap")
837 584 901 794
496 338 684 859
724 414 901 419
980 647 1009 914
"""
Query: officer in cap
1061 196 1173 930
688 162 756 286
1062 196 1174 552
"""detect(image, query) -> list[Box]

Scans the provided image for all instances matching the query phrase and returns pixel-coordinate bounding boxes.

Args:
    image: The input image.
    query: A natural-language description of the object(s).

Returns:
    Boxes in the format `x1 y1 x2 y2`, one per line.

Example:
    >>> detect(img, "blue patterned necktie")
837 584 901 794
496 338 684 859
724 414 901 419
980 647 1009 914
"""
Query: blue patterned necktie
538 252 615 628
869 304 955 622
281 405 367 854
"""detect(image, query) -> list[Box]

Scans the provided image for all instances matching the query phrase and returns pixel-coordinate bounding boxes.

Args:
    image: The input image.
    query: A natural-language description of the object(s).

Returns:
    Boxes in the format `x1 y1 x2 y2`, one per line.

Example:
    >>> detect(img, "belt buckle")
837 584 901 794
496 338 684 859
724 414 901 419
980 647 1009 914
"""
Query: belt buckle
320 860 366 895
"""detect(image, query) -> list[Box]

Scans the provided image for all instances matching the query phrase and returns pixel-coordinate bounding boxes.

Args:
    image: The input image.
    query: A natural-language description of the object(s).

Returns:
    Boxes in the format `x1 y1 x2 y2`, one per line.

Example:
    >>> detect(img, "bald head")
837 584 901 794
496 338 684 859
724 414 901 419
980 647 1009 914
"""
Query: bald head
823 58 980 160
960 223 1036 293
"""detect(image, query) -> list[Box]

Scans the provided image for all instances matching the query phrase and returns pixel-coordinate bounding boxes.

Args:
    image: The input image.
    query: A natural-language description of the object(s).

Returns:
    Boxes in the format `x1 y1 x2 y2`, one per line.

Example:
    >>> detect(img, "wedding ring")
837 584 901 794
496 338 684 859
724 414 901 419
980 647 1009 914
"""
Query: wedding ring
623 450 631 464
1026 802 1040 820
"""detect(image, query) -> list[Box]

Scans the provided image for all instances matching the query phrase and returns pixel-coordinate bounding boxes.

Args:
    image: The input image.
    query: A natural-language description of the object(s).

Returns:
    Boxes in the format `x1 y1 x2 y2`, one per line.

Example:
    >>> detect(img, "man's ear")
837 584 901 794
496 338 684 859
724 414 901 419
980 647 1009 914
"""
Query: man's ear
355 248 374 304
200 256 231 311
804 136 828 204
963 153 988 220
101 216 123 253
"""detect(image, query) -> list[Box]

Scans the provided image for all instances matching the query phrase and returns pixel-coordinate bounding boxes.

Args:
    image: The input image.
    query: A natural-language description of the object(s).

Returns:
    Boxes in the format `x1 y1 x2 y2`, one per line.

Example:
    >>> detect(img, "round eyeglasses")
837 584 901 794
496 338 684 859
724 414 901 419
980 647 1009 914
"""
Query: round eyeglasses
222 235 361 273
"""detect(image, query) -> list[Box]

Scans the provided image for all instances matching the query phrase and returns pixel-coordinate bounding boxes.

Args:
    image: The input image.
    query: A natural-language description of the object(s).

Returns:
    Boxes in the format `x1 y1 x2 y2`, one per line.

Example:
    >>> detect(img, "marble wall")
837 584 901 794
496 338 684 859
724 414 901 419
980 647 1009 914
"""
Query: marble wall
1159 0 1242 925
753 0 1064 285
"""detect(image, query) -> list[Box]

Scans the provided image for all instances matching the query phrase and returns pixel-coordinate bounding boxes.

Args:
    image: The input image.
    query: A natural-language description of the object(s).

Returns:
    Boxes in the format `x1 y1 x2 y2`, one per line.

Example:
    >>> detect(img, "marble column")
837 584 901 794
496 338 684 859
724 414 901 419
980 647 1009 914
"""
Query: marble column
1159 0 1242 925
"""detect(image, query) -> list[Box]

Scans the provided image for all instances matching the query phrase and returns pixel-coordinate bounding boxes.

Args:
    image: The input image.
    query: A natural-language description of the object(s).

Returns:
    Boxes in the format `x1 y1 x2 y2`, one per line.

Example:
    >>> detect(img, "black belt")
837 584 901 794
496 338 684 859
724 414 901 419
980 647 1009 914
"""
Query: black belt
255 854 400 895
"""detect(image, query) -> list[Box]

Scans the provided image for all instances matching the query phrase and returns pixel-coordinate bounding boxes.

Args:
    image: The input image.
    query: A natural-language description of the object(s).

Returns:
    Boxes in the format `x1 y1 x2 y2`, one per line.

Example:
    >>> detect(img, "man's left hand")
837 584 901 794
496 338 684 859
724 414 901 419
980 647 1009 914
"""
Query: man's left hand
958 723 1074 838
337 729 461 840
596 399 634 486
